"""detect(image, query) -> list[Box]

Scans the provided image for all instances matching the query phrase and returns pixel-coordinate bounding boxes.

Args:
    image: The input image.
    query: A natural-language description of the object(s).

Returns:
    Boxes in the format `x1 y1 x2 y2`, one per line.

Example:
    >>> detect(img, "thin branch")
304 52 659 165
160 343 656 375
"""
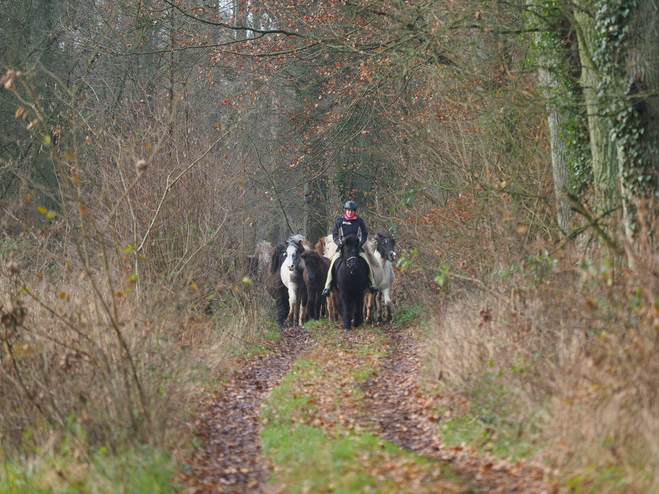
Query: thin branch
137 130 229 252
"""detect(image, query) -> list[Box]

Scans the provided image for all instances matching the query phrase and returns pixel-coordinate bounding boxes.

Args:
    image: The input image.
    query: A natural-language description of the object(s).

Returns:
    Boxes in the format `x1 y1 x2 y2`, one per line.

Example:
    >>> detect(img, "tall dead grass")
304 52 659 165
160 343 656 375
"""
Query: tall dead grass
0 70 270 465
0 234 265 458
425 223 659 491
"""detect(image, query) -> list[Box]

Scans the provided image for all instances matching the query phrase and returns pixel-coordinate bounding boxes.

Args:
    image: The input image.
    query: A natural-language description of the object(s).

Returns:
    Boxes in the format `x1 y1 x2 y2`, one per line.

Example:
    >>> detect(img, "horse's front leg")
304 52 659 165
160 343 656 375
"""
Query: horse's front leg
382 288 392 322
363 292 373 323
307 293 316 321
276 295 289 326
376 292 382 322
287 286 297 324
298 296 308 326
328 292 338 322
320 295 327 319
353 294 364 328
340 295 352 331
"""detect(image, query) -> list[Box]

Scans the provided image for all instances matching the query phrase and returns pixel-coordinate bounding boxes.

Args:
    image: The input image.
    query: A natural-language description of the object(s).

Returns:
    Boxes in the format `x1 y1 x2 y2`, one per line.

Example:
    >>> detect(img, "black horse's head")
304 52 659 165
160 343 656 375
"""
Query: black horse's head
340 234 362 275
300 250 320 281
376 232 396 262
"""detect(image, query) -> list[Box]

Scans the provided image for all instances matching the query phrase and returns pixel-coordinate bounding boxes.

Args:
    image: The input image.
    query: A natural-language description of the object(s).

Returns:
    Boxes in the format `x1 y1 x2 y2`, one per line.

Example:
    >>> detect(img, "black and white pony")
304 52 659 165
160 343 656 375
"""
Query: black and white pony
332 233 370 331
263 242 290 326
280 234 309 326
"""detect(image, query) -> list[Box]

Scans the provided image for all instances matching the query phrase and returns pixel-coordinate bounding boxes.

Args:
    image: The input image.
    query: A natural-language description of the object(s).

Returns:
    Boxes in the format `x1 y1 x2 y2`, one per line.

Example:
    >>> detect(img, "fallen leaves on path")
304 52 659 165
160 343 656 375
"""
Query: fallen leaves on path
359 326 562 494
179 328 309 493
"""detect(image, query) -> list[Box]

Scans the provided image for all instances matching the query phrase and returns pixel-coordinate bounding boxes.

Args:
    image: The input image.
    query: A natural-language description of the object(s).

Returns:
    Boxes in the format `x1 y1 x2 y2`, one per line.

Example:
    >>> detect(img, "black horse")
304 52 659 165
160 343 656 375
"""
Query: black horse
266 243 290 326
332 234 370 331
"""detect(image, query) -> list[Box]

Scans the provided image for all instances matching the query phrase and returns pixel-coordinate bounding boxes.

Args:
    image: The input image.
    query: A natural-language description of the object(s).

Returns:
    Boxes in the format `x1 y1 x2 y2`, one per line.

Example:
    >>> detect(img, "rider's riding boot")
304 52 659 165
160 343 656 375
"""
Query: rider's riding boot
322 288 330 297
370 285 380 294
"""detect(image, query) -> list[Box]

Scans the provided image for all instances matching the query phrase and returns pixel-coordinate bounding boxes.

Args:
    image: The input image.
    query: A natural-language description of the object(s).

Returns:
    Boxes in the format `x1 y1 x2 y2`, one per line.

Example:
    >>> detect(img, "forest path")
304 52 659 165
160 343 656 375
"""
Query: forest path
180 327 310 493
181 324 558 493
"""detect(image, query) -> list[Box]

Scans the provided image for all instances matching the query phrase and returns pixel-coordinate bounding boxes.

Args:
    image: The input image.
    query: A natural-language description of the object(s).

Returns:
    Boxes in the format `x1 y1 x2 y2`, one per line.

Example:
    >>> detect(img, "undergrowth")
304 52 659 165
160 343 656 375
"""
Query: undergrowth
424 233 659 493
1 443 177 494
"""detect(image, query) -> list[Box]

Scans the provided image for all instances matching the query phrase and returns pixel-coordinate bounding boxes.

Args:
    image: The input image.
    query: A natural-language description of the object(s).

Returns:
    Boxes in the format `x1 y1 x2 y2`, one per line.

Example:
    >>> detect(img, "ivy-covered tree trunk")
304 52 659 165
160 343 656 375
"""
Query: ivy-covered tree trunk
617 0 659 237
573 2 620 214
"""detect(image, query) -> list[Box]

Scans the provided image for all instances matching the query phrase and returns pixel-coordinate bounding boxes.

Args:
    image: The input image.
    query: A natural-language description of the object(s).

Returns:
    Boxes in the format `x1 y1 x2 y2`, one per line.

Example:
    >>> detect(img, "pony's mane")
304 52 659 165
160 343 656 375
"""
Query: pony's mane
287 234 305 243
342 233 360 246
362 243 379 266
287 234 311 250
270 243 286 274
315 238 325 255
364 237 377 255
301 248 322 261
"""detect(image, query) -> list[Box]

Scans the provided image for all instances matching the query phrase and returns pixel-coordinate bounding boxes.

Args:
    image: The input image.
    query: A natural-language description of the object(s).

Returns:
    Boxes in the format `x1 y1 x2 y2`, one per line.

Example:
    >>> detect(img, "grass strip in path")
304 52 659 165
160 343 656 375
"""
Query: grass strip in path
262 323 468 493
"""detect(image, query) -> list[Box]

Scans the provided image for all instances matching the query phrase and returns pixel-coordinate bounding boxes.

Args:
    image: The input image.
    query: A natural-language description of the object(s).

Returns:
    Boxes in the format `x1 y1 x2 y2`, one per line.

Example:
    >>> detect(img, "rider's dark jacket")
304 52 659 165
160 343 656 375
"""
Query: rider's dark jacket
332 215 368 248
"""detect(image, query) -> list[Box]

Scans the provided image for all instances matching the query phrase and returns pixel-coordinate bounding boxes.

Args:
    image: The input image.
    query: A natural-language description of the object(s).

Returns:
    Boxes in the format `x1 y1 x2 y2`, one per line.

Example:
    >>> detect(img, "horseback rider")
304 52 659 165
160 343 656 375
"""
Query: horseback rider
322 201 380 297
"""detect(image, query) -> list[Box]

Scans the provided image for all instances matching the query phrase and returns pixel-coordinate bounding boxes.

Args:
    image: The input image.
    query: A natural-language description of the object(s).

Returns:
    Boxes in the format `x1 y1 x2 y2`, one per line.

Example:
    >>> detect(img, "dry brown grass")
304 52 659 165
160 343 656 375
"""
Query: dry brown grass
423 227 659 492
0 83 270 462
0 249 267 459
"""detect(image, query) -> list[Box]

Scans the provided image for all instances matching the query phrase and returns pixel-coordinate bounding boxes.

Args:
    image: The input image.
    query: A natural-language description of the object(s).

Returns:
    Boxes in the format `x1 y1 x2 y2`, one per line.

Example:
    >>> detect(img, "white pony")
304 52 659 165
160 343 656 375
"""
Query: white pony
363 233 396 322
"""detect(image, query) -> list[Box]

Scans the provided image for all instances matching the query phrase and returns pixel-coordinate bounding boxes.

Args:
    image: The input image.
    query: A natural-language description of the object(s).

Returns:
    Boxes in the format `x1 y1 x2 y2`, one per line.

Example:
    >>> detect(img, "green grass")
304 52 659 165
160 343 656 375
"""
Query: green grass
261 335 464 493
437 370 545 463
392 305 425 327
263 424 421 493
0 445 179 494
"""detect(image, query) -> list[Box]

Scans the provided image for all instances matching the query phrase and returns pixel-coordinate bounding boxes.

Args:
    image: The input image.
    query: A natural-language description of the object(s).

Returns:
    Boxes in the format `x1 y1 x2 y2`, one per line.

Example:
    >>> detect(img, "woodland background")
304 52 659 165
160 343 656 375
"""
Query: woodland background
1 0 659 492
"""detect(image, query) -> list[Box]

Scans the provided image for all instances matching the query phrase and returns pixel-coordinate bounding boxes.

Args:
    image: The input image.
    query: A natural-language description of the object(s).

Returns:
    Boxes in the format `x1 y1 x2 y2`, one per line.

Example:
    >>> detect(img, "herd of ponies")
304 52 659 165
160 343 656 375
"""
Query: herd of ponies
246 232 397 330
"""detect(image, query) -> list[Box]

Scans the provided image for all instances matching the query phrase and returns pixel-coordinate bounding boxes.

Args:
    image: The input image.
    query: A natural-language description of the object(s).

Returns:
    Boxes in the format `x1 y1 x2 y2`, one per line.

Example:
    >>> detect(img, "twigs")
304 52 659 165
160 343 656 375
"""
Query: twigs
563 194 622 253
449 273 504 299
137 130 229 253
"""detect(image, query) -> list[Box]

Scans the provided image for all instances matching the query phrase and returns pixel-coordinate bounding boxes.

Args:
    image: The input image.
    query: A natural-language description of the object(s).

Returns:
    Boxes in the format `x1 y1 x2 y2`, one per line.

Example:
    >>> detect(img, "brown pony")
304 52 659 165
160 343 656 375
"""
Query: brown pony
301 249 330 321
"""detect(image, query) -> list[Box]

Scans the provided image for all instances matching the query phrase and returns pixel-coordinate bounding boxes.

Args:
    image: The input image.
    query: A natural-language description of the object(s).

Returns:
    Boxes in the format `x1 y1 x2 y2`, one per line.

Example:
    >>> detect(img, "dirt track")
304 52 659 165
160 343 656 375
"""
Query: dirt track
359 327 559 493
181 328 309 493
181 324 559 493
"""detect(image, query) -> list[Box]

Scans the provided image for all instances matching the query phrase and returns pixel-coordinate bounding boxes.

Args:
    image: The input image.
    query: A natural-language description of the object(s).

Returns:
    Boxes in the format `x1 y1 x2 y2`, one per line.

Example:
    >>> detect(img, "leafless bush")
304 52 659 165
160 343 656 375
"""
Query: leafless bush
0 67 266 458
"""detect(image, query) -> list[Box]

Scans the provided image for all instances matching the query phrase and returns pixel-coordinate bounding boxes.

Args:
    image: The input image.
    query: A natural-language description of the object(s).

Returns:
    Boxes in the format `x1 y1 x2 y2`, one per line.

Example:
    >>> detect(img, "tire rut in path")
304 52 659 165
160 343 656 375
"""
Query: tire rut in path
359 327 559 494
181 327 309 493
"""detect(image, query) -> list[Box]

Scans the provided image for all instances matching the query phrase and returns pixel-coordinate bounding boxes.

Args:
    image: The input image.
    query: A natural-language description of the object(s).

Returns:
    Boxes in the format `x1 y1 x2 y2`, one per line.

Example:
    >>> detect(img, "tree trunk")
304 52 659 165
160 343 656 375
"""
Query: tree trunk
618 0 659 238
536 62 573 234
573 3 620 214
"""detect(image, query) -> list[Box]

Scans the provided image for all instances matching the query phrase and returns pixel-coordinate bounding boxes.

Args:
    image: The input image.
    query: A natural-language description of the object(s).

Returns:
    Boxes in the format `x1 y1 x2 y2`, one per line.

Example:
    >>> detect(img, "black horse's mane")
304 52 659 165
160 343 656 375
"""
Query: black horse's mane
270 243 286 274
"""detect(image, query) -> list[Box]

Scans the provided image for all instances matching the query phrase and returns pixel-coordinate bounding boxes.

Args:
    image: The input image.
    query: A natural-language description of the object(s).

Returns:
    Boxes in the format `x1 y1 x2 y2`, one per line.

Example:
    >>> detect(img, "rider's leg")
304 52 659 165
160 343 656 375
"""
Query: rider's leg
359 252 380 293
322 252 341 296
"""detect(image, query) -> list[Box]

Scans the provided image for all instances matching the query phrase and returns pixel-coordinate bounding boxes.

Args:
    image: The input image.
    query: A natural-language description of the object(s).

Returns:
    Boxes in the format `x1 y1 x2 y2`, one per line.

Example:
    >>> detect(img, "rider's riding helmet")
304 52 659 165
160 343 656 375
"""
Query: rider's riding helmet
344 200 357 211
